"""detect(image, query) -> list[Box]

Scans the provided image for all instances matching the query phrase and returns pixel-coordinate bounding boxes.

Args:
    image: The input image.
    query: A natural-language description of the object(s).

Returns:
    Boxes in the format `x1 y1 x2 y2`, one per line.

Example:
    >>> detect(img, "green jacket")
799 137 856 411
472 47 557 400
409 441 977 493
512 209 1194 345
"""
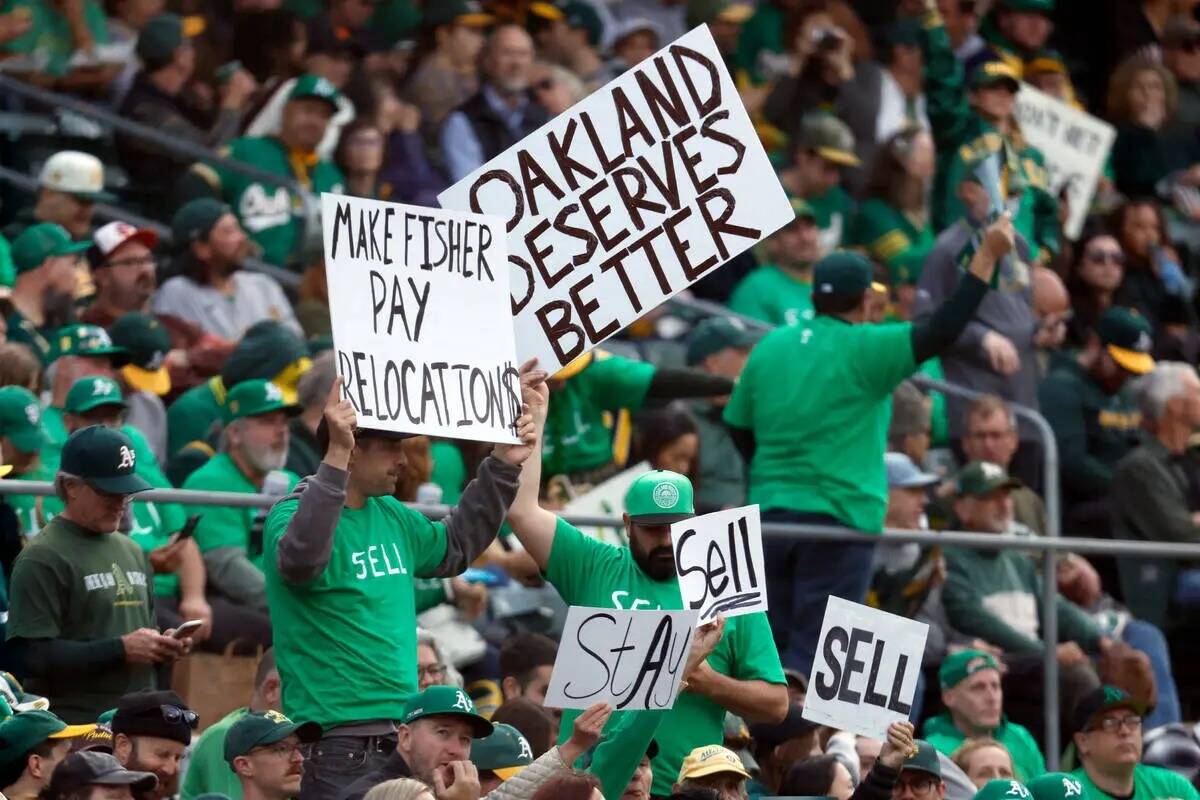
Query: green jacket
923 713 1046 781
166 378 225 459
1038 361 1142 502
847 198 935 284
943 544 1102 654
192 136 344 268
919 13 1058 260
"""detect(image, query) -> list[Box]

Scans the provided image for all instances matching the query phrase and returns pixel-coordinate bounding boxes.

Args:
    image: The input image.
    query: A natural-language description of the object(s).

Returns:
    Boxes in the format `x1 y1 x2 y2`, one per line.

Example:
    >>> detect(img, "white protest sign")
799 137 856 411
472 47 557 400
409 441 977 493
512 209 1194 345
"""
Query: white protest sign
545 606 699 710
438 25 793 373
1013 83 1115 239
321 193 520 443
802 596 929 740
671 505 765 623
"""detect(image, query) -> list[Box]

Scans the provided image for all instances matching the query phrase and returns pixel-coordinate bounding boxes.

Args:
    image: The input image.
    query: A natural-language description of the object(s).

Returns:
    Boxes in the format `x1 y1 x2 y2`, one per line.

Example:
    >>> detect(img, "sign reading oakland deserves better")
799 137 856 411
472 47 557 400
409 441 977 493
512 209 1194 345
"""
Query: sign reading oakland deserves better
321 193 521 443
438 26 793 372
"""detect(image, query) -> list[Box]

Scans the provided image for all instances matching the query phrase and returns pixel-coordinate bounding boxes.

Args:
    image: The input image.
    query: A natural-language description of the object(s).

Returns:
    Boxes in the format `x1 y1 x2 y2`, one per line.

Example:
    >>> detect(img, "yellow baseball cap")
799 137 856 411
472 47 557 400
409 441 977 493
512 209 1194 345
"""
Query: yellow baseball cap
676 745 751 782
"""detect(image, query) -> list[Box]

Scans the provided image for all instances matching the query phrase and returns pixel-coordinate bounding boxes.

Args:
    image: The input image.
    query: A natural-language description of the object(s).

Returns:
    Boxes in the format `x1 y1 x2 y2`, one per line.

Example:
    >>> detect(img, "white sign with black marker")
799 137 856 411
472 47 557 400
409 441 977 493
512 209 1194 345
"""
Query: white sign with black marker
321 193 521 443
544 606 699 711
671 504 765 623
438 25 794 373
802 596 929 740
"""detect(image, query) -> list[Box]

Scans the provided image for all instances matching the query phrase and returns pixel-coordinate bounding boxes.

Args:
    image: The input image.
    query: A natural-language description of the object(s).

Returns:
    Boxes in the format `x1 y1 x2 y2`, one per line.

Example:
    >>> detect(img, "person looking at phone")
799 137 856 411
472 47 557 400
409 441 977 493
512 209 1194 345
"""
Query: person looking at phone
6 426 194 723
263 363 544 800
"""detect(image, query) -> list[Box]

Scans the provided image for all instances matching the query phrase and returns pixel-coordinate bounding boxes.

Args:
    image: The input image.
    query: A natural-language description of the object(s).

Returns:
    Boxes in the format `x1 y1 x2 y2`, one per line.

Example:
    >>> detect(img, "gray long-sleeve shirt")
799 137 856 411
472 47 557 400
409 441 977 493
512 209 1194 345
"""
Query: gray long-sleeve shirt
916 220 1039 437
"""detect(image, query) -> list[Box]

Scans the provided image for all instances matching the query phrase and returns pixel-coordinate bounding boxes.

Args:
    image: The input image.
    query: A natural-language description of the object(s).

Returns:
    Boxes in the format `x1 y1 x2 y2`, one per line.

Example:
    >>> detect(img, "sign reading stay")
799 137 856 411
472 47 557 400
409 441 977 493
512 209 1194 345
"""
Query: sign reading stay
671 504 765 623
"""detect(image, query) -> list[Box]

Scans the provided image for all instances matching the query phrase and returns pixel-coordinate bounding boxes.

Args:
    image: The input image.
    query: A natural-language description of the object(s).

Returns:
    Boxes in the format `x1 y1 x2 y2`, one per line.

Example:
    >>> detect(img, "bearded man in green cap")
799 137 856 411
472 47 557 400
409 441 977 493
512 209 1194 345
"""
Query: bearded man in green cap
6 224 89 363
508 378 788 799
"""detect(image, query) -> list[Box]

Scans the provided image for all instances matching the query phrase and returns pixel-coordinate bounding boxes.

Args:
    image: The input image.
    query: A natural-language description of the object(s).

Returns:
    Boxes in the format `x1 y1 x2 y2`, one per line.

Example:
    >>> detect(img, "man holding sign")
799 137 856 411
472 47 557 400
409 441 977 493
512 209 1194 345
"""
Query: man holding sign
508 377 787 798
263 366 543 800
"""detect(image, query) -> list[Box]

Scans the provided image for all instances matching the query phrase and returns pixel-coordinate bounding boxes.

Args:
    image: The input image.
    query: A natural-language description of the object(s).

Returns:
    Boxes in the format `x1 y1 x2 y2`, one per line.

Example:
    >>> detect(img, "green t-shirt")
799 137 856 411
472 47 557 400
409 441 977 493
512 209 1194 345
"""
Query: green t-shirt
724 317 916 532
1073 764 1200 800
546 518 785 796
430 441 467 504
180 706 249 800
6 517 155 722
183 454 298 567
0 233 13 288
206 136 344 268
166 378 224 458
922 714 1045 781
2 0 109 77
805 185 855 253
543 354 656 477
728 265 813 327
263 494 448 727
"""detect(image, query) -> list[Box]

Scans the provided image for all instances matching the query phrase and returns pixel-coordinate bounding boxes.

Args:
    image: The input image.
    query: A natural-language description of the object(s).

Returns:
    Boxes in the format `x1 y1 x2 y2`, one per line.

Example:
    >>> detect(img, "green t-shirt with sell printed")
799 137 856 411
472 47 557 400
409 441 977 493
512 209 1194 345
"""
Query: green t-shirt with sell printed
728 265 813 327
183 453 299 566
6 517 155 722
263 493 447 727
1073 764 1200 800
724 316 916 532
546 518 785 796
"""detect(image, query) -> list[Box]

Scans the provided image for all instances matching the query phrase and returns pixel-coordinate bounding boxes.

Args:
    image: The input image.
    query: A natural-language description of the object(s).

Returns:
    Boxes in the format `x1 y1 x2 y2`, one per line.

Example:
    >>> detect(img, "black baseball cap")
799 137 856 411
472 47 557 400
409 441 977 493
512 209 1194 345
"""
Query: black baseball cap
61 426 153 496
1072 685 1150 737
46 751 157 795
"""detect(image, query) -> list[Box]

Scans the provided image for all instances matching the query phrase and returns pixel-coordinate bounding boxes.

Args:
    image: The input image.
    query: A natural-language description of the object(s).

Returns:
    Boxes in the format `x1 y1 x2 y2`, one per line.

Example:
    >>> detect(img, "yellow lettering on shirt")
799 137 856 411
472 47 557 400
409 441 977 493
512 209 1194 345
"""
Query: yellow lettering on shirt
1098 409 1142 430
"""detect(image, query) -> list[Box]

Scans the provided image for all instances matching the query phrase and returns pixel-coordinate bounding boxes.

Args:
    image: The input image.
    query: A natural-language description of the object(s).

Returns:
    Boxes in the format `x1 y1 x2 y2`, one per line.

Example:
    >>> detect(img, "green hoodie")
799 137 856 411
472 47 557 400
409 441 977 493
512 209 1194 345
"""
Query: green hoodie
923 713 1046 781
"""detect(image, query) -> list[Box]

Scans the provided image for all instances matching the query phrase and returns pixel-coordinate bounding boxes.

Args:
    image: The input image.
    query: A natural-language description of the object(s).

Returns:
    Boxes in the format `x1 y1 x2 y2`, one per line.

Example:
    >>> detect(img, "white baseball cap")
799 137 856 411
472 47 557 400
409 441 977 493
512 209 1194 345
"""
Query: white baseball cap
90 221 159 267
38 151 115 202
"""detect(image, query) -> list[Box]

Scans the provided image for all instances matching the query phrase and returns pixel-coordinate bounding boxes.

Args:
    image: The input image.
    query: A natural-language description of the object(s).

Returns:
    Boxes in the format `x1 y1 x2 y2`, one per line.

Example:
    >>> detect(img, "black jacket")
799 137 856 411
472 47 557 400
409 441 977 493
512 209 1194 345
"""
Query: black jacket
457 89 549 162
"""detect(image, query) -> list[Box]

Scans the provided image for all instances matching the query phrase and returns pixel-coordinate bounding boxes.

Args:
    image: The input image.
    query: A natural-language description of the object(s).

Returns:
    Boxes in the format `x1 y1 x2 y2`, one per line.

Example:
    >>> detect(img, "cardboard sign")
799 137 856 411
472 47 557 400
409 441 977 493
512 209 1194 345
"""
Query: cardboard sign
545 606 699 710
438 26 793 372
321 193 521 443
802 596 929 739
1014 84 1115 239
671 505 765 623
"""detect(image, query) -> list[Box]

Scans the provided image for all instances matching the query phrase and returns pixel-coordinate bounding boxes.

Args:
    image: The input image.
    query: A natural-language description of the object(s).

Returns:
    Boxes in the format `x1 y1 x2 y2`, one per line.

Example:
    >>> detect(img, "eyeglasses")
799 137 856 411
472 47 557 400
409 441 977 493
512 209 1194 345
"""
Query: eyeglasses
893 777 940 796
1090 714 1142 733
254 741 303 758
418 664 447 681
160 705 200 728
1085 250 1125 265
106 256 158 269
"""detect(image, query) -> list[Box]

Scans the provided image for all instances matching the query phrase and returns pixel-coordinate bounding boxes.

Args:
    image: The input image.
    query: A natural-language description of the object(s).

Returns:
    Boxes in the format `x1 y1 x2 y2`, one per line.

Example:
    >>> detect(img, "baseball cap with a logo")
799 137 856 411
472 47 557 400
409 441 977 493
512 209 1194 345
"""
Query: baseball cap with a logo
38 151 115 203
813 251 887 297
61 426 152 495
0 386 47 455
11 223 90 275
89 221 159 270
288 74 341 114
109 313 172 397
1027 773 1088 800
676 745 751 782
938 648 1000 690
51 324 129 367
954 461 1021 498
975 780 1032 800
222 380 301 424
1098 307 1155 375
0 711 97 773
65 376 127 416
625 469 695 524
470 723 534 780
401 686 493 738
223 710 321 765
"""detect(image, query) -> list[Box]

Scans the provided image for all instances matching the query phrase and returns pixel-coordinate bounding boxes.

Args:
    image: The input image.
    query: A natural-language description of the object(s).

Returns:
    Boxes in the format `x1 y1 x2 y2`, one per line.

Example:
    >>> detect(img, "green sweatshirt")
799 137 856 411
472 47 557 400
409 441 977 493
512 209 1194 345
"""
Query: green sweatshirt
1038 361 1142 501
923 713 1046 781
943 545 1102 654
919 12 1058 260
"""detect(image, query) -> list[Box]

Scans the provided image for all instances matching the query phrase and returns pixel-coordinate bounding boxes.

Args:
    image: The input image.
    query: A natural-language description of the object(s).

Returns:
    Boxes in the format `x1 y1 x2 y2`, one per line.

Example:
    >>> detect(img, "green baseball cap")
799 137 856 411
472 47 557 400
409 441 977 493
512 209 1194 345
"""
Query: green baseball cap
171 198 231 246
1072 685 1149 737
288 74 341 113
955 461 1021 497
223 711 321 765
61 426 152 495
51 324 130 367
625 469 695 524
969 58 1021 92
401 686 493 738
470 723 534 780
65 376 127 416
1027 773 1088 800
109 313 172 397
686 0 754 28
423 0 495 28
563 2 603 46
813 251 887 298
787 196 818 225
798 113 860 167
222 379 300 423
938 649 1001 690
0 386 47 454
0 711 98 771
11 223 90 275
686 317 761 365
1098 307 1155 375
974 780 1032 800
998 0 1054 12
136 14 185 69
903 741 942 779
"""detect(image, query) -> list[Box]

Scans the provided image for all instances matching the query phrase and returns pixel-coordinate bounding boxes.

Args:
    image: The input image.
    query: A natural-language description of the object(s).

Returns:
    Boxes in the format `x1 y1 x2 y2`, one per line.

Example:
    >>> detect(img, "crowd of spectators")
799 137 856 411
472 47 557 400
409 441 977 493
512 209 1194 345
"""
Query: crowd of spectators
1 0 1200 799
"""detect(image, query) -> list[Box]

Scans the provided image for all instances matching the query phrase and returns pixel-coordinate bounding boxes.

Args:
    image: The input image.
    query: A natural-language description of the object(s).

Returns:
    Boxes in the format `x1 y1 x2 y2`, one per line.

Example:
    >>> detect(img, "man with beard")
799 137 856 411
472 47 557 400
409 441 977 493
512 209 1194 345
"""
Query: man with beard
729 200 823 327
440 24 546 182
153 199 301 341
225 710 321 800
507 380 788 798
6 223 89 363
183 379 300 612
2 151 112 244
112 691 198 800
